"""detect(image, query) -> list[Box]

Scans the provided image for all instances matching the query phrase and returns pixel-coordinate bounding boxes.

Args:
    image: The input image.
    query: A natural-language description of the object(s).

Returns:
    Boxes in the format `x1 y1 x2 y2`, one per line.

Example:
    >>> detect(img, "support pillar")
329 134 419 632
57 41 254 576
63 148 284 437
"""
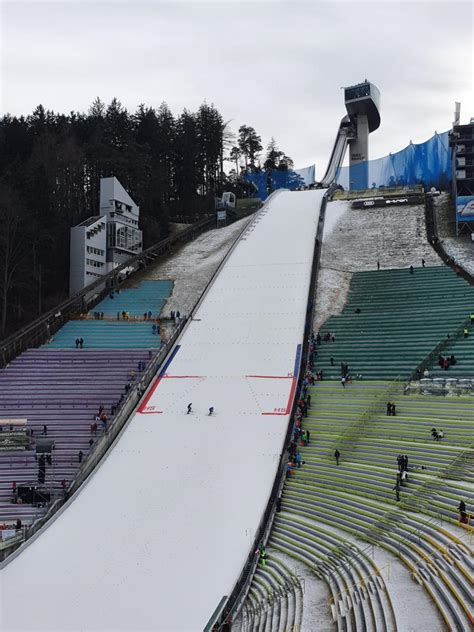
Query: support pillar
349 114 369 190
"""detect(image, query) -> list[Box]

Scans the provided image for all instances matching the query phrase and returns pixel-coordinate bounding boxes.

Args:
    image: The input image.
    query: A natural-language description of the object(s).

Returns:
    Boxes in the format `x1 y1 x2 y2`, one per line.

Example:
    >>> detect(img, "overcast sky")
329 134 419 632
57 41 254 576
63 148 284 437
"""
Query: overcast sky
1 0 473 173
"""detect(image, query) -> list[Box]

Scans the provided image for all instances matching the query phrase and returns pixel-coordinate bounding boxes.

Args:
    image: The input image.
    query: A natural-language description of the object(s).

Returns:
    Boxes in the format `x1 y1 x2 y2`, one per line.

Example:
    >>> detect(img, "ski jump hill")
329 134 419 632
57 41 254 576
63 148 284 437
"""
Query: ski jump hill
0 189 325 631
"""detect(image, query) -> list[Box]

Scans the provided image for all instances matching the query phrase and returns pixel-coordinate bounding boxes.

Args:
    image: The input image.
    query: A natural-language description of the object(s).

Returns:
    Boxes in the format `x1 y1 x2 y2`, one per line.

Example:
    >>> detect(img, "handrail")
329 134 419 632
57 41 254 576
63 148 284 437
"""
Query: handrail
0 217 215 368
408 318 470 382
327 375 401 458
215 191 328 628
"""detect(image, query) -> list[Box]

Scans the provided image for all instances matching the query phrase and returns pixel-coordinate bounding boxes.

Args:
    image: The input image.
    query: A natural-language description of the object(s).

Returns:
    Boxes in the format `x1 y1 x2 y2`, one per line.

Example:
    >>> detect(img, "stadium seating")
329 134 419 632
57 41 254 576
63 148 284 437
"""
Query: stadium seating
92 280 174 318
0 349 152 524
45 321 161 349
234 552 303 632
0 279 173 529
267 379 473 629
315 267 474 380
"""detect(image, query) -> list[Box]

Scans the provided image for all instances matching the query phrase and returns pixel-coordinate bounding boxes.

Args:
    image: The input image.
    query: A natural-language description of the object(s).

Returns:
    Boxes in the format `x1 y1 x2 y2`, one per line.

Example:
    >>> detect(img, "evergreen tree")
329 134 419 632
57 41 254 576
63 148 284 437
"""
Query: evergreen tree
238 125 262 171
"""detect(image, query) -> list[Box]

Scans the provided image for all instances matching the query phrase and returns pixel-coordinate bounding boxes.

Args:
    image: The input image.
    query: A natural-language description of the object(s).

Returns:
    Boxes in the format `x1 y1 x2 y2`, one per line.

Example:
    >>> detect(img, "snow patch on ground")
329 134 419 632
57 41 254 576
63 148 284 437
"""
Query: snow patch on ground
313 199 443 332
140 216 254 317
273 550 334 632
281 515 444 632
370 542 445 632
433 193 474 276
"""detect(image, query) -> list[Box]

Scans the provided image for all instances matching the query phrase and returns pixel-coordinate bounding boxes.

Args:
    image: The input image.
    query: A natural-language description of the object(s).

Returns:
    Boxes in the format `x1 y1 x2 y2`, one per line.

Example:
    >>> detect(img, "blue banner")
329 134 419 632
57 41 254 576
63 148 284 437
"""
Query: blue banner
336 131 452 190
245 170 306 200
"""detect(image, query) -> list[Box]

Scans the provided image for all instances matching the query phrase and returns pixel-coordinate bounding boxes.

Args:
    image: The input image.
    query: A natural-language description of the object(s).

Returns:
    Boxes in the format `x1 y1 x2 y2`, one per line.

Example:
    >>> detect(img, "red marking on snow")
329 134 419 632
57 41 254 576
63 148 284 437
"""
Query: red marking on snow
162 375 204 379
245 375 293 379
138 375 205 414
261 376 297 416
138 377 163 413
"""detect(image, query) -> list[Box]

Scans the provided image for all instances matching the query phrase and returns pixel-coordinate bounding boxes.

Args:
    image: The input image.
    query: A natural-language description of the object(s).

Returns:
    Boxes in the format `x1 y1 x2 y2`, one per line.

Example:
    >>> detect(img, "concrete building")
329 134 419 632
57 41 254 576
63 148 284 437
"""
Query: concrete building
100 176 142 268
69 177 142 295
320 80 381 190
344 81 381 190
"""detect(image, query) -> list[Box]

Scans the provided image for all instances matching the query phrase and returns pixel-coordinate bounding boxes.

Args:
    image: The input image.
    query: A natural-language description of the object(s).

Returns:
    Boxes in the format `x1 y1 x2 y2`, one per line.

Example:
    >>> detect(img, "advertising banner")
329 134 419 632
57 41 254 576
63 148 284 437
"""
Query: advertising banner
456 195 474 222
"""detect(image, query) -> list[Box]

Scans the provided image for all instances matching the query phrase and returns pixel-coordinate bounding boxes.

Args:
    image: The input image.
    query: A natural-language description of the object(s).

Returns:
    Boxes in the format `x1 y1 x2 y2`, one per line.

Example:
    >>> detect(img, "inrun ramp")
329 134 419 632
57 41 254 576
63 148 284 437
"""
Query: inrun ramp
0 189 325 631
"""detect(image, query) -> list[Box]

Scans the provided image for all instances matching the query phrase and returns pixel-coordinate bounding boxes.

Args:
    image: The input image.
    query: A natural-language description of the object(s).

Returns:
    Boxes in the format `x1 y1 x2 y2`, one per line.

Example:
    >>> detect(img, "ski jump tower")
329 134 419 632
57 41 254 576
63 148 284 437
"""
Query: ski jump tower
344 80 381 190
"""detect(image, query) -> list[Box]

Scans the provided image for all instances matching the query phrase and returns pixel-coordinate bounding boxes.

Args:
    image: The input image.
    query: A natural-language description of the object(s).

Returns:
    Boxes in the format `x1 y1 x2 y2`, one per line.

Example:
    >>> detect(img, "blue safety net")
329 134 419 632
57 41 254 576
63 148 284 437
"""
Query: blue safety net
336 131 452 190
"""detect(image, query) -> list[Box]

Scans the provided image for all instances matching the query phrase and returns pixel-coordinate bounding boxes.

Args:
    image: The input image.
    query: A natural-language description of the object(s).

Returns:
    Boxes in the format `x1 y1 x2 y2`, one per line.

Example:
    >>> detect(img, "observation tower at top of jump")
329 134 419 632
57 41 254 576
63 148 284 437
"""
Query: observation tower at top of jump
321 79 381 190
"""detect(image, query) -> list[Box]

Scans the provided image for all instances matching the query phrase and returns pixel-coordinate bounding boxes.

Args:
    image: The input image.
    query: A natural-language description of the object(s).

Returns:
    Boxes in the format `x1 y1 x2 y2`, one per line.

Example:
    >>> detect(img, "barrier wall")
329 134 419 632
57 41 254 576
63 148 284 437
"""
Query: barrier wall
336 131 452 190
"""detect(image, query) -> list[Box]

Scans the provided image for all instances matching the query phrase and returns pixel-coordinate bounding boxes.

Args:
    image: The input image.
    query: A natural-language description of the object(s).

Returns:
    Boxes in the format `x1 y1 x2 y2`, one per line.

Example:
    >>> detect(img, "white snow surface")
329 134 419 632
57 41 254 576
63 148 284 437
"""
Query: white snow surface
0 189 325 632
313 199 443 332
137 215 255 318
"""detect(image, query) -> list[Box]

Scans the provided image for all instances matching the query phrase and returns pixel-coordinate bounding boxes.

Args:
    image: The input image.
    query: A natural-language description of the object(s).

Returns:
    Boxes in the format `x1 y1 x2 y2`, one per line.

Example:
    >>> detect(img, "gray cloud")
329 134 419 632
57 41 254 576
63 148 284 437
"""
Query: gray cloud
1 1 472 174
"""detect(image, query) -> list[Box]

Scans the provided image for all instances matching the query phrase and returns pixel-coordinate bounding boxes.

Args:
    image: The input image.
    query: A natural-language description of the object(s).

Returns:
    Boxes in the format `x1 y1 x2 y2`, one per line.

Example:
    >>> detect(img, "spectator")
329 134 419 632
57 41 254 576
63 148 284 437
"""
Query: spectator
393 481 400 502
341 376 346 388
78 450 84 463
79 337 84 349
463 328 469 339
459 500 467 523
295 452 302 468
409 266 414 274
42 424 48 436
421 258 425 268
75 338 80 349
101 415 108 433
334 449 340 465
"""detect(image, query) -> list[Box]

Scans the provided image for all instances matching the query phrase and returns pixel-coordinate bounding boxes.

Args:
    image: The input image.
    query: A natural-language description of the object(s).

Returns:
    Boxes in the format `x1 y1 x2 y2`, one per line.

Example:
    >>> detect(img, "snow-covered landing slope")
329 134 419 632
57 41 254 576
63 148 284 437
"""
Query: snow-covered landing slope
314 199 442 332
0 189 324 632
139 215 257 318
